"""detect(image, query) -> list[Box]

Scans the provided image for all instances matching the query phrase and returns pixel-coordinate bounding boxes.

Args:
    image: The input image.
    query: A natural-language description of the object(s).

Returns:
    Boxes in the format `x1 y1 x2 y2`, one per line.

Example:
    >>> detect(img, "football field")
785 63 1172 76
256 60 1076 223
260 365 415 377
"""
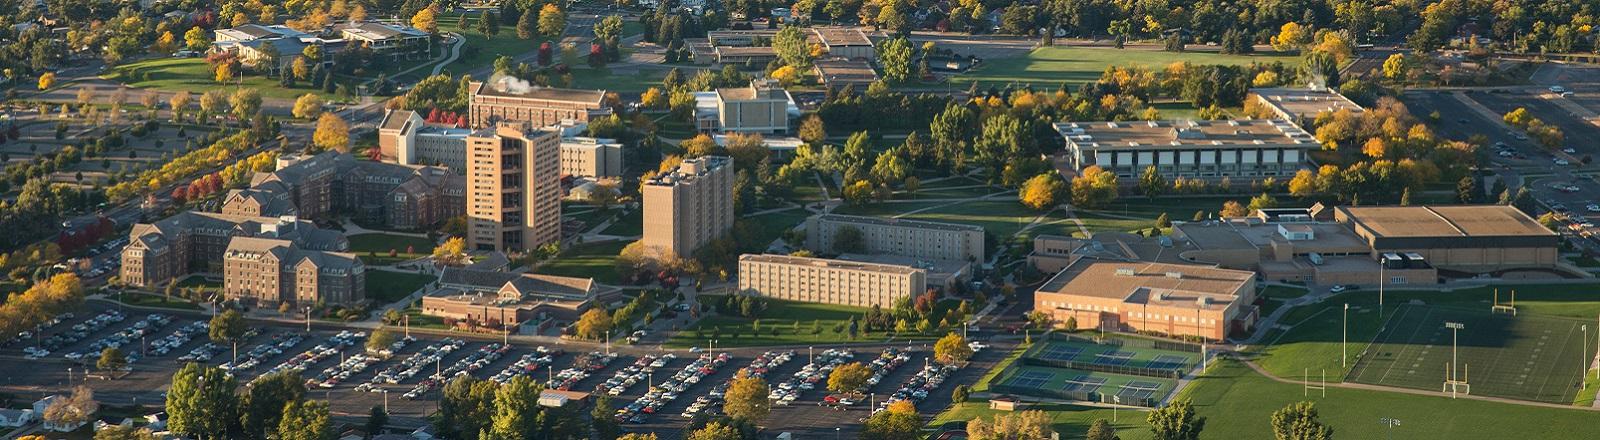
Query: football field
1347 304 1596 404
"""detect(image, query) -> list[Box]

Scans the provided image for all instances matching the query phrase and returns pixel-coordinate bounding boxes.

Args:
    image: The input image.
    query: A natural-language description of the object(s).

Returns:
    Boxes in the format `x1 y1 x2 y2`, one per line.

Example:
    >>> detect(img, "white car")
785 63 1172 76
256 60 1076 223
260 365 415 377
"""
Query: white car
1551 86 1567 94
1329 285 1347 293
1556 158 1571 166
1564 148 1577 154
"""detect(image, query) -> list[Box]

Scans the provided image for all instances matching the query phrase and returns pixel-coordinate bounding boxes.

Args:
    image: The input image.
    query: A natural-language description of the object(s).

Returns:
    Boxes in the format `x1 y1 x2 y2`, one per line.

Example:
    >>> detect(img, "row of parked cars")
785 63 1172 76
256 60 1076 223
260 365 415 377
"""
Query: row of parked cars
682 351 794 419
309 353 383 389
146 321 209 357
23 311 118 357
368 335 416 358
63 313 173 364
218 330 295 371
12 312 75 347
601 354 677 397
771 349 853 405
616 352 732 424
822 348 913 409
256 331 365 381
490 346 564 384
403 343 512 399
549 351 620 391
876 363 961 414
368 339 466 392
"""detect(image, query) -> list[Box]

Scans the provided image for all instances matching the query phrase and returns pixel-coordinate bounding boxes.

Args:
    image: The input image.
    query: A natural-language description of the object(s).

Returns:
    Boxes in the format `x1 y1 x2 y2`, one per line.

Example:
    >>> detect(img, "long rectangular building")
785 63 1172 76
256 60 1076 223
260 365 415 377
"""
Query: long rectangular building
737 254 926 308
1055 119 1316 180
468 80 610 129
1034 258 1256 341
805 214 986 262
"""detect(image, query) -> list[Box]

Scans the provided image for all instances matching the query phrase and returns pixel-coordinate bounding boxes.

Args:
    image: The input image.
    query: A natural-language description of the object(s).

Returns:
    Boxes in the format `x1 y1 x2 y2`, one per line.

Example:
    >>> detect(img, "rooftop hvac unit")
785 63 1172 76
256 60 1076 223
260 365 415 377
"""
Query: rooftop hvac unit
1114 268 1136 276
1197 297 1211 307
1165 272 1184 279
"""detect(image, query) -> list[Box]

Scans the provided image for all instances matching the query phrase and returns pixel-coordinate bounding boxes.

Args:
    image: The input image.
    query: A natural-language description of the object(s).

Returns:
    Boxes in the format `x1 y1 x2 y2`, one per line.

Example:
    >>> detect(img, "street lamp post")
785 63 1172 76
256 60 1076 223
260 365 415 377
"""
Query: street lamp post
1342 303 1349 368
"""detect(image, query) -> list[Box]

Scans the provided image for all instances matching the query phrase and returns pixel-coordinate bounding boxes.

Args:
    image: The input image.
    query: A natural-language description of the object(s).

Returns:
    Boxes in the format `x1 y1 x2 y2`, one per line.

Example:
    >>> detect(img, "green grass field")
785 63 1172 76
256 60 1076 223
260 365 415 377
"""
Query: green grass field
533 240 630 284
349 233 435 266
666 297 894 347
1347 304 1593 404
830 201 949 217
365 270 436 304
113 292 201 310
902 200 1055 241
102 58 333 100
600 209 643 236
950 46 1296 89
743 208 812 249
1180 358 1600 439
571 69 669 93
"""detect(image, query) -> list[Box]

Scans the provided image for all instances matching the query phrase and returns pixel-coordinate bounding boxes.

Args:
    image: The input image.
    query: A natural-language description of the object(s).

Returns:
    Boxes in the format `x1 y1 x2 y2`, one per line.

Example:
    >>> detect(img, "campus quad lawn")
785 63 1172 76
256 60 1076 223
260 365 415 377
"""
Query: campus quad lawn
348 233 435 266
743 208 812 249
903 200 1068 241
113 292 201 310
949 46 1296 89
830 201 950 217
365 270 436 304
533 240 630 284
930 399 1153 440
666 298 890 348
571 69 668 94
600 209 643 236
103 58 333 100
443 14 554 73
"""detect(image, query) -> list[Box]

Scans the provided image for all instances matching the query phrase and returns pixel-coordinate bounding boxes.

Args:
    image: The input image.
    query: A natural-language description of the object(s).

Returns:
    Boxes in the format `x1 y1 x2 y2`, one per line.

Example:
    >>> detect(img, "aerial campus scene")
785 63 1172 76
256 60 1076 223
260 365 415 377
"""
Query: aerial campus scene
6 0 1600 440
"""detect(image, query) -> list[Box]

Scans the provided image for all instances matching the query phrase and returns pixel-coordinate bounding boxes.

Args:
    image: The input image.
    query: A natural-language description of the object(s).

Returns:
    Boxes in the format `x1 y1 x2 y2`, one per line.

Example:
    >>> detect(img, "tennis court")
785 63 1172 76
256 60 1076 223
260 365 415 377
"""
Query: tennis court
1024 335 1201 372
993 365 1179 406
1347 304 1595 404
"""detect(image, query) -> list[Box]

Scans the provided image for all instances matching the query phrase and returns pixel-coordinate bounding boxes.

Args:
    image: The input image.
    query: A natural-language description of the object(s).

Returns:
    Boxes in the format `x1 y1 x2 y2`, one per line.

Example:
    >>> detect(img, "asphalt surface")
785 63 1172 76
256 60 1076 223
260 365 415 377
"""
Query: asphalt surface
0 300 1024 438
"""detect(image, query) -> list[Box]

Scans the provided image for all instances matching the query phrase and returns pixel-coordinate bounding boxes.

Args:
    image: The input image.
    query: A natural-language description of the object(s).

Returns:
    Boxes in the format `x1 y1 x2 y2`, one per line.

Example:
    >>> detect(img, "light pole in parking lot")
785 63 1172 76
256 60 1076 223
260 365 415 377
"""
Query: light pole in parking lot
1342 303 1349 368
304 306 312 332
382 388 389 413
834 427 840 440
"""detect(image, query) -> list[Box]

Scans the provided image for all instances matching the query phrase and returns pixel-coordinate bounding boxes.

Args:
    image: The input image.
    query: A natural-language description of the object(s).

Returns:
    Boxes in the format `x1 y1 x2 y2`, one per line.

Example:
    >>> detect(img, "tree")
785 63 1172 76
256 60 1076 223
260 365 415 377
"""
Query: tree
951 384 970 403
94 425 158 440
313 113 351 152
209 309 245 343
871 149 911 184
37 72 55 90
185 26 210 51
773 26 812 68
1271 22 1313 51
366 405 389 437
862 400 921 440
166 363 239 439
1086 419 1122 440
240 370 306 440
1139 166 1167 198
229 88 262 121
1220 200 1248 218
1107 19 1133 48
1247 193 1279 214
1070 167 1118 209
1020 173 1066 210
878 37 913 83
487 376 539 440
828 362 873 394
1381 53 1409 80
1148 399 1206 440
576 308 614 340
1457 176 1478 203
688 422 742 440
798 114 827 144
277 400 334 440
592 396 621 440
967 410 1054 440
538 4 566 37
42 386 96 431
366 328 397 353
433 237 468 265
681 134 719 157
588 182 620 210
292 94 323 119
517 8 538 40
96 347 127 372
412 6 439 34
1271 401 1333 440
934 332 973 364
641 87 667 109
723 373 771 423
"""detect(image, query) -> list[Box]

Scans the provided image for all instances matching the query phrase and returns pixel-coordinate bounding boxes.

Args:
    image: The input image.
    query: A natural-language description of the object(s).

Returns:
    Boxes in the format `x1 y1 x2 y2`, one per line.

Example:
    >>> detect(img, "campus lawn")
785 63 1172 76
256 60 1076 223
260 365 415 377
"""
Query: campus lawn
742 208 812 249
348 233 435 266
903 200 1060 241
403 307 449 330
102 57 333 100
600 209 643 237
533 240 631 284
1258 285 1311 317
949 46 1296 89
666 298 886 348
113 292 201 310
365 270 436 304
444 16 553 74
571 68 668 93
830 201 950 217
1177 358 1600 439
929 399 1151 440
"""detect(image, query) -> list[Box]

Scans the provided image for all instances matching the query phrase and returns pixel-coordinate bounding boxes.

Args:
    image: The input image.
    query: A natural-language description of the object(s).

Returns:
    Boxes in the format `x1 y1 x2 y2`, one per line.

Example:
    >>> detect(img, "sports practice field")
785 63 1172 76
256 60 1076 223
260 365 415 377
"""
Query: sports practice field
997 364 1179 405
1347 304 1597 404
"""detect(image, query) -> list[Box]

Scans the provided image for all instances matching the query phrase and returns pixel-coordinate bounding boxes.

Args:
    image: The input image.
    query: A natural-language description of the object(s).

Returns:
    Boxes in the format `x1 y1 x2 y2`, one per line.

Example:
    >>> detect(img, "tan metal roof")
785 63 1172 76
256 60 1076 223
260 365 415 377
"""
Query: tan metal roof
1038 259 1252 311
1338 205 1556 238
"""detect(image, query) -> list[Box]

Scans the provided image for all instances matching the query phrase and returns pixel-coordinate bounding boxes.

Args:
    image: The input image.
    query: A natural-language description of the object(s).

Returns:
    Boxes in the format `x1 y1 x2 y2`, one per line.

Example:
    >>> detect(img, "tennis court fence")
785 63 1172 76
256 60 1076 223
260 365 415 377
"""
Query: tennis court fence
987 383 1163 408
1020 357 1184 379
1057 333 1205 353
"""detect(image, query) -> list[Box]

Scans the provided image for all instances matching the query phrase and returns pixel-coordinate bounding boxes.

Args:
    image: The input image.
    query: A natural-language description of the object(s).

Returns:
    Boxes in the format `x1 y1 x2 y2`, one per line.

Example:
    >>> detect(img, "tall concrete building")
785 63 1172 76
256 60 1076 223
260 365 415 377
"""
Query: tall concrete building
737 254 926 308
804 214 986 261
642 156 734 256
466 124 564 253
468 79 610 129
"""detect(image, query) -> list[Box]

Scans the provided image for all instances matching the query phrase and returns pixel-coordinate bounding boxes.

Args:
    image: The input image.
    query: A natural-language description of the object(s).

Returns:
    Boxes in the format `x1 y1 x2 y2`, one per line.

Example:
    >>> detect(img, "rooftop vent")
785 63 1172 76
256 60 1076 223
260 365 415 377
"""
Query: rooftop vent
1165 272 1184 279
1114 268 1136 276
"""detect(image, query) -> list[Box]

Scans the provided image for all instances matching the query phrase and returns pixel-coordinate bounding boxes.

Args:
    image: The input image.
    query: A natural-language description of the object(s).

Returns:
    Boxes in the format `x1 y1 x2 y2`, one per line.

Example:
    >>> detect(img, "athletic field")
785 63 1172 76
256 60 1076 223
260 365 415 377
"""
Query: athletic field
1347 304 1596 403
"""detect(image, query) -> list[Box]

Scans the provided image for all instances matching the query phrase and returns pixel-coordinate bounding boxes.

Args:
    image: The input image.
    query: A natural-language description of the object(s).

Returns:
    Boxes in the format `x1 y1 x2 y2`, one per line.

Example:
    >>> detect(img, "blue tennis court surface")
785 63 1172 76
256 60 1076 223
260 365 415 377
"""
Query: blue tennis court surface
1007 370 1055 388
1038 345 1082 361
1094 350 1135 366
1117 381 1163 399
1147 354 1191 370
1061 375 1107 393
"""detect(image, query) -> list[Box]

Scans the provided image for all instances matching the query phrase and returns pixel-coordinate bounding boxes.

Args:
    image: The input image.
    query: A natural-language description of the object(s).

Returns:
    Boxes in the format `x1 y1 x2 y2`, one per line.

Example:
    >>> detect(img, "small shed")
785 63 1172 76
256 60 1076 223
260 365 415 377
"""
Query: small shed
538 390 592 408
989 395 1021 411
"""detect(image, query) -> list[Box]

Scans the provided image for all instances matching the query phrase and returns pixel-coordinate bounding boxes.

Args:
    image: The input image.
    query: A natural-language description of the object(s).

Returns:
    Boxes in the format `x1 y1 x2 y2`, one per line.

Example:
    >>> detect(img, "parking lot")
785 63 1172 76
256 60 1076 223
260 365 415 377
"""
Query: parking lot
0 301 1016 438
